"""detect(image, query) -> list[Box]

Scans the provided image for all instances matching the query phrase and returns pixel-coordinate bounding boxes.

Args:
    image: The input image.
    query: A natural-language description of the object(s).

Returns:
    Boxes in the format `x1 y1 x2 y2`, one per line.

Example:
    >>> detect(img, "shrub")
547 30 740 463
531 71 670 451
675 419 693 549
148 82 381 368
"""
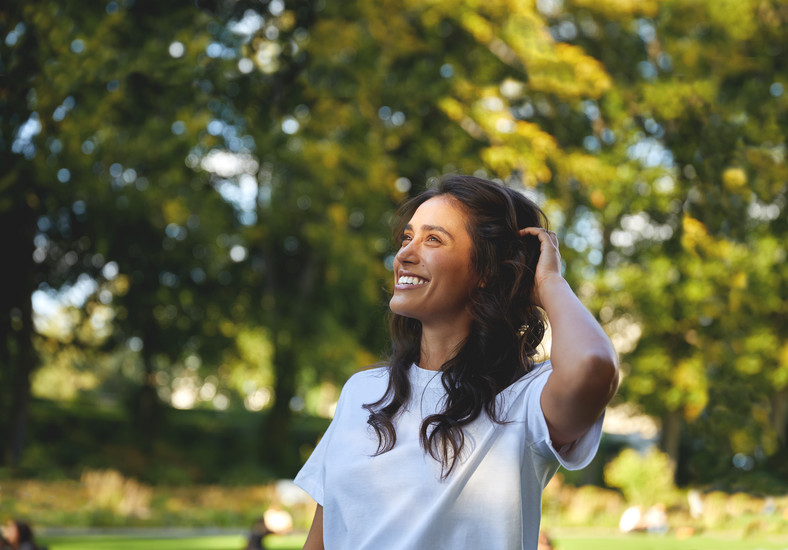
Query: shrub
604 447 679 507
542 474 625 528
564 484 625 526
81 469 152 519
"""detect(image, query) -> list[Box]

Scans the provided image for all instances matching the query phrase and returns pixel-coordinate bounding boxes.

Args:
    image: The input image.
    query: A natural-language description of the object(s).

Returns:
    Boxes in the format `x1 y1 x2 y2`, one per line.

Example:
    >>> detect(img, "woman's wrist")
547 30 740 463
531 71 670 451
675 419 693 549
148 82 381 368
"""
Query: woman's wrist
534 274 571 310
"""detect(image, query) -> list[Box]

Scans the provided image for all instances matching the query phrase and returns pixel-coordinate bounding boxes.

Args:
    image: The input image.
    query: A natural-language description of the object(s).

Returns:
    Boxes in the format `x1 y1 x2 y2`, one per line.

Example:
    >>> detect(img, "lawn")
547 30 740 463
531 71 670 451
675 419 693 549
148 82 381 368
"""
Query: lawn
38 533 305 550
38 531 788 550
552 531 788 550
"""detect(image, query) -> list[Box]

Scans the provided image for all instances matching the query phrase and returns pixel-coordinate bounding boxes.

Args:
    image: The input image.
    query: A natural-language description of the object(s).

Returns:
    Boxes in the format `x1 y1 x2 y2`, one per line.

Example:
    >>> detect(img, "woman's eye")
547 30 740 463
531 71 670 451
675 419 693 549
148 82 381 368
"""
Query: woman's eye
427 235 441 243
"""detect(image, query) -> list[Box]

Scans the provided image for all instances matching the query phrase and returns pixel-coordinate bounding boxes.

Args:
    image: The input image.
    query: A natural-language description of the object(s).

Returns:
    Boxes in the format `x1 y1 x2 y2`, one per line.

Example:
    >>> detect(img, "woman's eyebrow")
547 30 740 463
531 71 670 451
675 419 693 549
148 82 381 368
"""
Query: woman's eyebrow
404 223 454 241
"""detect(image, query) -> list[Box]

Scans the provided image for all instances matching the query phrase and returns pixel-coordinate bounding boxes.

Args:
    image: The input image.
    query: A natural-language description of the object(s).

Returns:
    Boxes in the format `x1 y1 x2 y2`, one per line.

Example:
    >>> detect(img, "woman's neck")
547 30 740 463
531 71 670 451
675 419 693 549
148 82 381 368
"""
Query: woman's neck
418 321 471 371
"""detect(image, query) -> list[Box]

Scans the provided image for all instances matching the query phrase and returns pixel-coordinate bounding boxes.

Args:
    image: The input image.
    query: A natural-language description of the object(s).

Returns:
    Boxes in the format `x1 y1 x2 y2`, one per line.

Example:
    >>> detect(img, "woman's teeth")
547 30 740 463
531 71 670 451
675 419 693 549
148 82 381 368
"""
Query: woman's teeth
398 276 427 286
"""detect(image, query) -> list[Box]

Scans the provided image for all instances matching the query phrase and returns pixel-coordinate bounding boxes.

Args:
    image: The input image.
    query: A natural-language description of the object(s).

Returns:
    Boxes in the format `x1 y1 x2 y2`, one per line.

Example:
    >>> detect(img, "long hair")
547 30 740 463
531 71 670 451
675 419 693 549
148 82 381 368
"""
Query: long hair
363 174 549 477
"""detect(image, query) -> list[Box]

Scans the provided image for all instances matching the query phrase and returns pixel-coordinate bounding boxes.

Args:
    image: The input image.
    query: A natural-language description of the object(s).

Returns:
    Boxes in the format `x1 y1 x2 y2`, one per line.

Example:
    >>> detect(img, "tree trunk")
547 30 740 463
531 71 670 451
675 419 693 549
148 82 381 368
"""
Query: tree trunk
261 335 298 474
0 2 39 468
258 244 319 475
134 333 161 451
0 193 37 467
660 409 682 481
771 389 788 446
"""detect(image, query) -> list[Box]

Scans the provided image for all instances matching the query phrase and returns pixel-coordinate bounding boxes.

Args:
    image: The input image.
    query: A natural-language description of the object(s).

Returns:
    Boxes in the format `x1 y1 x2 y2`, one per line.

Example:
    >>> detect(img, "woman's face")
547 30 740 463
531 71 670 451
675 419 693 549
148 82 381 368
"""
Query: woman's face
390 195 478 329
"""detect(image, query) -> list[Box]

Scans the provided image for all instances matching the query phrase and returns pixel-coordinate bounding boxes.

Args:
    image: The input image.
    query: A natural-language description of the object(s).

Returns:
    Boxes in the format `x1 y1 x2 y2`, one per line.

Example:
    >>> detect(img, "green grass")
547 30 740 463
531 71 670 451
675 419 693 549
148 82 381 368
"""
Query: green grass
551 531 788 550
38 534 305 550
39 531 788 550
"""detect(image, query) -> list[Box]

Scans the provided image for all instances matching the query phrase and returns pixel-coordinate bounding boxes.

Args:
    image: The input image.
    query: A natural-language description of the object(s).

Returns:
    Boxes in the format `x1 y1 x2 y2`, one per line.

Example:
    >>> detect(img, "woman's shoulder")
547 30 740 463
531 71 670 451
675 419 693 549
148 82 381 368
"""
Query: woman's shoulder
331 364 390 414
350 362 390 380
342 363 390 393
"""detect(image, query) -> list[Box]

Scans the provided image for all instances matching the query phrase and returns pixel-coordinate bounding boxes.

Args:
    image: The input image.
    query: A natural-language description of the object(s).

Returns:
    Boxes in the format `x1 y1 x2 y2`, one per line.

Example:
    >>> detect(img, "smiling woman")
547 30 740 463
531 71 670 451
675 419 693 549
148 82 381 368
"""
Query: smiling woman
294 174 619 550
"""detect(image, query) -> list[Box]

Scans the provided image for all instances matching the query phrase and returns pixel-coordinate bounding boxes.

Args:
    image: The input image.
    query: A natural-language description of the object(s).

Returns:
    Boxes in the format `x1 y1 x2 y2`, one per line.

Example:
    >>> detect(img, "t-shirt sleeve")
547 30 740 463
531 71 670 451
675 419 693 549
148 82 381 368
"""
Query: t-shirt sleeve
524 361 605 472
293 381 351 505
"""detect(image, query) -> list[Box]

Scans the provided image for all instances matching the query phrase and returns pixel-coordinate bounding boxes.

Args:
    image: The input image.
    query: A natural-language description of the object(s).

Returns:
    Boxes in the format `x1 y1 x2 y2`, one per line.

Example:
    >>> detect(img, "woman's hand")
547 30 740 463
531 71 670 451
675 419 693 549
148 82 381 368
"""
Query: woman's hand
519 227 563 309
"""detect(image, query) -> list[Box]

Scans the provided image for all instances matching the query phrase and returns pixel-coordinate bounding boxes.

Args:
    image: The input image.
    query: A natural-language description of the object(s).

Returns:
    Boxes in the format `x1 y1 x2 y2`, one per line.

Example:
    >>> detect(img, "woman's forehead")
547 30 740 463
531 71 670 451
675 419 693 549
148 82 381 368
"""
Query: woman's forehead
410 195 469 225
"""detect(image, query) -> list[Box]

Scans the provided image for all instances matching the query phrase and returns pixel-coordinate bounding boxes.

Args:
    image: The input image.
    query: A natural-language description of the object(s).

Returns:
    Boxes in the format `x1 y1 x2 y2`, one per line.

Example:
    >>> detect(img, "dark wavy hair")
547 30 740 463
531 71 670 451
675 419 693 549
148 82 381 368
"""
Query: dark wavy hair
363 174 549 477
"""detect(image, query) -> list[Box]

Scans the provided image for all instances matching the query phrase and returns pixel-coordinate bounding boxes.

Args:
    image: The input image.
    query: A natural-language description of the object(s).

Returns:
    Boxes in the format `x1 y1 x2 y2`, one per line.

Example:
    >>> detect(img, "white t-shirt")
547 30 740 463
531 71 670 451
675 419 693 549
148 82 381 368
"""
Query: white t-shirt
295 361 603 550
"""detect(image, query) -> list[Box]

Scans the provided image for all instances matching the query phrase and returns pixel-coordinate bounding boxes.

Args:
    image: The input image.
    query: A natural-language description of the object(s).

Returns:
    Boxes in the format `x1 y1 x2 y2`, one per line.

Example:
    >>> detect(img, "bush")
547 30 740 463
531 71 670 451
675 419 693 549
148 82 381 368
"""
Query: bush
81 469 152 520
604 447 679 507
542 474 625 528
0 477 314 529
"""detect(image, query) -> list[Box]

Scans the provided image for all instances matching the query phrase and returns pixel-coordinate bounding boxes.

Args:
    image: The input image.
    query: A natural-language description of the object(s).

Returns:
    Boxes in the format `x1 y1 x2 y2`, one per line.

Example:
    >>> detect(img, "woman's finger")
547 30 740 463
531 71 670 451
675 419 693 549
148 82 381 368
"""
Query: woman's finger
519 227 558 246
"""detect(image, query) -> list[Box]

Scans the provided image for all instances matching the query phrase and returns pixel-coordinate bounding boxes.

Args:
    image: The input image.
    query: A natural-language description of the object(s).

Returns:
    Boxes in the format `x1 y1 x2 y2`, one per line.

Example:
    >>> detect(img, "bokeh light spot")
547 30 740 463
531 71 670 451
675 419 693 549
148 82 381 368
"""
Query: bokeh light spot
171 120 186 135
169 41 185 58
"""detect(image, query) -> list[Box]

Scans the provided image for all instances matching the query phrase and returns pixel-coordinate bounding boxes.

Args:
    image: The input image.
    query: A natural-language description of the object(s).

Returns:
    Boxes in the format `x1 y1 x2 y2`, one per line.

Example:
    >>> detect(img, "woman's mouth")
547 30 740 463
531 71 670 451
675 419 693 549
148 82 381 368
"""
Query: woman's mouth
397 275 428 287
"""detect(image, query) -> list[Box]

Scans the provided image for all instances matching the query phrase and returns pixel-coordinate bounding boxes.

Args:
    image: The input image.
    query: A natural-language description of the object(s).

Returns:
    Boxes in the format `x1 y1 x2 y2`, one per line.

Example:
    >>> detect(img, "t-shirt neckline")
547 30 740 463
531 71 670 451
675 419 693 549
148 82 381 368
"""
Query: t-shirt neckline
409 363 442 387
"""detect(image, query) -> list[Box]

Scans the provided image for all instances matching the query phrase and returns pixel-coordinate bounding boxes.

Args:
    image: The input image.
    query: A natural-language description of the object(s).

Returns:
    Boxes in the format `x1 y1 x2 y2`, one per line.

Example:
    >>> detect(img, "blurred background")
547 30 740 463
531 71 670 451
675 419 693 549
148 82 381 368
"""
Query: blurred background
1 0 787 541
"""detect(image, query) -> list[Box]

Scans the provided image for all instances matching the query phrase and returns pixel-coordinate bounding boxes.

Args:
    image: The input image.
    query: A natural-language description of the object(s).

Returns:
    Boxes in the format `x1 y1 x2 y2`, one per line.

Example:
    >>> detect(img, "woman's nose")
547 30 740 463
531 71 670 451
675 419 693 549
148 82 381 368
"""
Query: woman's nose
396 240 418 265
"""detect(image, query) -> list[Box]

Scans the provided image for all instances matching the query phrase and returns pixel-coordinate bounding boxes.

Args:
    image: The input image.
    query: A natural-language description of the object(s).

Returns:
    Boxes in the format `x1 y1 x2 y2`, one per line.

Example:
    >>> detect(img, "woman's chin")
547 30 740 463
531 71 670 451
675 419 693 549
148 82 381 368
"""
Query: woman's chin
389 300 420 321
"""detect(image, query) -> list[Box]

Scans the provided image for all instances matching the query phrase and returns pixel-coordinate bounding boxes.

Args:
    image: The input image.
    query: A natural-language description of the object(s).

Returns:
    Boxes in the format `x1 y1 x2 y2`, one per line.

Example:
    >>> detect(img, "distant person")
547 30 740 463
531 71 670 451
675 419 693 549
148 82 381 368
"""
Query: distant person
643 503 668 534
0 519 45 550
619 505 644 533
243 516 270 550
294 175 619 549
243 509 293 550
619 503 669 535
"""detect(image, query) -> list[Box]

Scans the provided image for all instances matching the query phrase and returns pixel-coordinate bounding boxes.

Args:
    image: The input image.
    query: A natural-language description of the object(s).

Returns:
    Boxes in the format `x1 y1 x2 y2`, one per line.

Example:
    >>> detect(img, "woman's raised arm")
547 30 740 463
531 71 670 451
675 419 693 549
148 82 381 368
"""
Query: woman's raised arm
519 227 619 449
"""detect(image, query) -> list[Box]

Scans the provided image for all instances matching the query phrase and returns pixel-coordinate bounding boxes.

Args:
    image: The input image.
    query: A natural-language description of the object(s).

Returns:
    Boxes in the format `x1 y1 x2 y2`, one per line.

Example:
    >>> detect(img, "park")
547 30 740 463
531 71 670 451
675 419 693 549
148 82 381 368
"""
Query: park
2 0 787 548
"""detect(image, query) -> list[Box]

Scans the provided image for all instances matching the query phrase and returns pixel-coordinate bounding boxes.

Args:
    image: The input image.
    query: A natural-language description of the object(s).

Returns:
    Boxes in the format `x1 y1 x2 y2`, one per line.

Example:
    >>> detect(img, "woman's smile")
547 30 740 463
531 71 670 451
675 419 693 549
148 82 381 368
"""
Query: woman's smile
395 271 429 289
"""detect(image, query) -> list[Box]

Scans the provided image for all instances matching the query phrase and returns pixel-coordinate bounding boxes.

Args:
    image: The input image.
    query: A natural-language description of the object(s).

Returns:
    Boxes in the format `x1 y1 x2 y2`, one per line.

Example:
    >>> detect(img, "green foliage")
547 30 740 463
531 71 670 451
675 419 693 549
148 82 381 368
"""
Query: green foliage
1 476 311 530
1 0 787 488
21 397 326 483
563 0 788 482
604 448 679 507
81 469 152 519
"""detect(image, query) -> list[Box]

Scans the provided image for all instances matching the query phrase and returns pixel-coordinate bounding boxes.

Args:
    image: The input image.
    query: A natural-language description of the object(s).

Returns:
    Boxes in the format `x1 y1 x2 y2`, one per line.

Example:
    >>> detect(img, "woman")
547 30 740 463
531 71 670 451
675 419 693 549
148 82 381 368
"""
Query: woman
295 175 619 549
0 520 42 550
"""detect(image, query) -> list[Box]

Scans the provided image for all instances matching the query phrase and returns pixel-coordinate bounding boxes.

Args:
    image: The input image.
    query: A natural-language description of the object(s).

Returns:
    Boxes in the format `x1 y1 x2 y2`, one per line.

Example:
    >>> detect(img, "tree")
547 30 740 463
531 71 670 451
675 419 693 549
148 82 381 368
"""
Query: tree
1 0 242 463
551 0 788 483
645 0 788 483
